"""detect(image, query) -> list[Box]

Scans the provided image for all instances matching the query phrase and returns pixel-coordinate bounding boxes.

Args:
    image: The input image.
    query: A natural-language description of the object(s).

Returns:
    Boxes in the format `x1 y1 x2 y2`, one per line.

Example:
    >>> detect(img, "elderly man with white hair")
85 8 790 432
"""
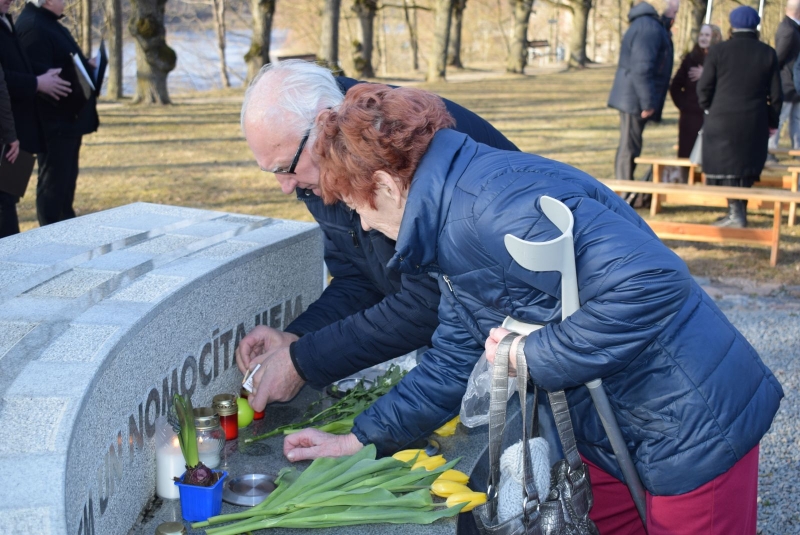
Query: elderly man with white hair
15 0 98 227
235 61 518 441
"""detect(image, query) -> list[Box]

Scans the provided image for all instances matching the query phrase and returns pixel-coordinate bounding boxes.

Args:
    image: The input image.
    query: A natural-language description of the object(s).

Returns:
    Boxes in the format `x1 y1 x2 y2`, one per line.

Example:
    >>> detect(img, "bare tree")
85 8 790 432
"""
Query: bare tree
105 0 123 98
566 0 592 67
129 0 177 104
211 0 230 87
352 0 377 77
506 0 533 73
683 0 707 54
402 0 420 70
81 0 92 54
320 0 342 70
427 0 453 81
245 0 276 82
447 0 466 68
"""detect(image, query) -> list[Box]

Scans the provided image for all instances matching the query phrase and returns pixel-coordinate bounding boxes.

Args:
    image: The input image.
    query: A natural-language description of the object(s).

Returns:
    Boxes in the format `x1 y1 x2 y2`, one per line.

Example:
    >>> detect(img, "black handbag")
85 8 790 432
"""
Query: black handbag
472 334 599 535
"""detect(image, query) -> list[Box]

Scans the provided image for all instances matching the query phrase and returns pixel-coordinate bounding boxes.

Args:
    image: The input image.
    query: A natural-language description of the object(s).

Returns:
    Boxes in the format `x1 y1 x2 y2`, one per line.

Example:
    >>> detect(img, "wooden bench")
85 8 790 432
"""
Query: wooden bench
600 179 800 266
635 157 798 225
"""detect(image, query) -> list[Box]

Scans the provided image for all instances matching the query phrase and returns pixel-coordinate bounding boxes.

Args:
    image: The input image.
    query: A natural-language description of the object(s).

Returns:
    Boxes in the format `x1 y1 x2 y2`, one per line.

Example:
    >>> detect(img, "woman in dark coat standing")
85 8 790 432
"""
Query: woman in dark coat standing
697 6 782 228
670 24 721 160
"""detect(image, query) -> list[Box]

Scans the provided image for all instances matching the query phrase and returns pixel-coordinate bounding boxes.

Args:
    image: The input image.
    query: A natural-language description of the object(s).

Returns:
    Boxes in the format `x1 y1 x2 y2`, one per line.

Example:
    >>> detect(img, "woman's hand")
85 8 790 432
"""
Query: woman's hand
688 65 704 82
283 430 364 462
485 328 525 377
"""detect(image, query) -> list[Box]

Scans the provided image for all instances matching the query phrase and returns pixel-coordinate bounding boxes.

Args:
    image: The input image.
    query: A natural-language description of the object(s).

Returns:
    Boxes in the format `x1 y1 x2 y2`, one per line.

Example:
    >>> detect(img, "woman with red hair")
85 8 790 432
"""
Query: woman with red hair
285 83 782 534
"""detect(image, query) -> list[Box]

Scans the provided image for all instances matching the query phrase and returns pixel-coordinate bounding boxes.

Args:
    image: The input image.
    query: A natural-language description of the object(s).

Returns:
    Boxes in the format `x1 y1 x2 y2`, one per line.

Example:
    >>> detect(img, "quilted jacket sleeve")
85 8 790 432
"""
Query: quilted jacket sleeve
351 276 483 456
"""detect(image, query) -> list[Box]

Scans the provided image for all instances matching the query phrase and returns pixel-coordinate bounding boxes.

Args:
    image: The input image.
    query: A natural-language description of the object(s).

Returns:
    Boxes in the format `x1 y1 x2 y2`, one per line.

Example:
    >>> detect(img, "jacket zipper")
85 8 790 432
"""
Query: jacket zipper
440 275 484 341
349 230 359 248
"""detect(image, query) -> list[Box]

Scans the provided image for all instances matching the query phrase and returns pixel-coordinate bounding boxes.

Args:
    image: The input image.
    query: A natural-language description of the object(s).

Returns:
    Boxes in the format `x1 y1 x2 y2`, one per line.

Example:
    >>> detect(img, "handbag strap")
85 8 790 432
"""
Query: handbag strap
547 390 584 473
486 333 515 519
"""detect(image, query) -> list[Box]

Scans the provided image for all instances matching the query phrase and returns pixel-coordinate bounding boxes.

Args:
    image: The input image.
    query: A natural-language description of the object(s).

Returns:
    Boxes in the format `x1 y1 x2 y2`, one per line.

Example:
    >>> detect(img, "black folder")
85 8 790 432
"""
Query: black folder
94 40 108 97
0 146 35 197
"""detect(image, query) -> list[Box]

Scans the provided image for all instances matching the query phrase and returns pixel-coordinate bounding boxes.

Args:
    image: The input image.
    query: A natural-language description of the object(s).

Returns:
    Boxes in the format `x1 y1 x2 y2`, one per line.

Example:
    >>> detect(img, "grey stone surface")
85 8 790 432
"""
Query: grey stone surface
0 203 323 535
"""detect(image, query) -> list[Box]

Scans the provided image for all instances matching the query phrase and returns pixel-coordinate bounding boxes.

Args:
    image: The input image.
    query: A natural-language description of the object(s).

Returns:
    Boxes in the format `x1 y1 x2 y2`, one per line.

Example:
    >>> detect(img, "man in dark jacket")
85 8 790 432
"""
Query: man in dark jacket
0 0 70 237
769 0 800 153
236 60 518 414
607 1 673 182
16 0 98 227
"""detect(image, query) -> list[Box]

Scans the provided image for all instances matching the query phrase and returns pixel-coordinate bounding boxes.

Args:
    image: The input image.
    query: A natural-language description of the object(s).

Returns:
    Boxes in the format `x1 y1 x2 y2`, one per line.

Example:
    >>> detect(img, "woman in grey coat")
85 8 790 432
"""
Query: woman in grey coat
697 6 782 228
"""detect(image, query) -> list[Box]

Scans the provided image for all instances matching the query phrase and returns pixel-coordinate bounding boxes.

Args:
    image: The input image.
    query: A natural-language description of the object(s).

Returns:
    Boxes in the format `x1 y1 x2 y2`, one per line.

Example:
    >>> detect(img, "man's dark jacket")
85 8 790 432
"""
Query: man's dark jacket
0 68 15 144
775 16 800 102
0 13 43 153
284 76 518 389
607 2 673 121
15 3 98 138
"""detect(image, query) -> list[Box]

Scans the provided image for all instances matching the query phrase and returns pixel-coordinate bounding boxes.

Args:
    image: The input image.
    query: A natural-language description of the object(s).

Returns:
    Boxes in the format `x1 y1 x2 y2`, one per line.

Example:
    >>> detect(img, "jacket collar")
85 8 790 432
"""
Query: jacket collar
24 2 63 21
389 129 477 275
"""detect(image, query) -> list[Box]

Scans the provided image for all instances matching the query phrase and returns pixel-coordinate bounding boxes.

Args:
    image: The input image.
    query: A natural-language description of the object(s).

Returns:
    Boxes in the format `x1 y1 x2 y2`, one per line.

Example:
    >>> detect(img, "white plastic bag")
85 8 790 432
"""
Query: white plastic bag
459 351 517 428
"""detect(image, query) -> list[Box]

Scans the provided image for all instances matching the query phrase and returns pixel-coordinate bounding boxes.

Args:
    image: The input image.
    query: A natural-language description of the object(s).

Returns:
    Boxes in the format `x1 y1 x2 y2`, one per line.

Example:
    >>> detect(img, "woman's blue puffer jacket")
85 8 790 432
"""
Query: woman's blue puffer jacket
351 130 783 496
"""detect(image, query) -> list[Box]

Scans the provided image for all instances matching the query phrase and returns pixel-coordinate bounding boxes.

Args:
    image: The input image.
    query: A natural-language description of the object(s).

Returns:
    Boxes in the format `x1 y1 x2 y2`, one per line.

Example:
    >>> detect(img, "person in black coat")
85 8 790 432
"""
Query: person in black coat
768 0 800 153
607 1 673 182
16 0 98 227
697 6 782 228
0 0 70 237
669 24 722 162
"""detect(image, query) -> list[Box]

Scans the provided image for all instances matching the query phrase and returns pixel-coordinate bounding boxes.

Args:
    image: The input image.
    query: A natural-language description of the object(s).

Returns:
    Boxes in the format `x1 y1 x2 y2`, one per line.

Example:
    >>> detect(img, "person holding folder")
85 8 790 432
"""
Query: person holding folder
1 0 69 237
16 0 98 226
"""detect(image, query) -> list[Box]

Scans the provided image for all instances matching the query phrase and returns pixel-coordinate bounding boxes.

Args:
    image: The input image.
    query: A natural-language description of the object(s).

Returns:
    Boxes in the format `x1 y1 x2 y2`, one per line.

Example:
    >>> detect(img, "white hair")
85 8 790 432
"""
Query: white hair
241 60 344 138
27 0 47 7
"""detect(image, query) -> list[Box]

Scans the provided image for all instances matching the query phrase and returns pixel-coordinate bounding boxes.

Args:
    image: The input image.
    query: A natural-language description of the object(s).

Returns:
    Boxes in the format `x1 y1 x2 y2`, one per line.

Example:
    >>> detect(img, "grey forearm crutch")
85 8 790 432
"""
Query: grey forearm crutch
502 195 647 527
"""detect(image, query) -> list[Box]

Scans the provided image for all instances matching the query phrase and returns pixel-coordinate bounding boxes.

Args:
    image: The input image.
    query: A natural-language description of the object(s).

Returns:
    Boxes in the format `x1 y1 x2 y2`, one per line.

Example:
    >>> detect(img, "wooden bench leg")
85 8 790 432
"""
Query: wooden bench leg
688 166 696 185
770 202 782 267
651 163 662 216
790 171 798 227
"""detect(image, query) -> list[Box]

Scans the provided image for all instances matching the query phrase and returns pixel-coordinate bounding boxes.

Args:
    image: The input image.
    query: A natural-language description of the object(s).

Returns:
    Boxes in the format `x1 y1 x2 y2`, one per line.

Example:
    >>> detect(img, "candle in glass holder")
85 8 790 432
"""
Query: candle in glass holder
194 407 224 468
156 435 184 500
213 394 238 440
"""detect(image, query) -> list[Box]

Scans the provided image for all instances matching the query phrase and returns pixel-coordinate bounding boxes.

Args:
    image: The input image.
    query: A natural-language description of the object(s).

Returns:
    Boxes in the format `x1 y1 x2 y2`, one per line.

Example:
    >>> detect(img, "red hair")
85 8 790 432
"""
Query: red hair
313 84 455 208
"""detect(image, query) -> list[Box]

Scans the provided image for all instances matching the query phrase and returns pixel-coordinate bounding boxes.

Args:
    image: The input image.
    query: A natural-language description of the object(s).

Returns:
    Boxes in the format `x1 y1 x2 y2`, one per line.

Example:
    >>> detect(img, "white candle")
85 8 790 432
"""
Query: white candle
197 436 221 469
156 436 185 500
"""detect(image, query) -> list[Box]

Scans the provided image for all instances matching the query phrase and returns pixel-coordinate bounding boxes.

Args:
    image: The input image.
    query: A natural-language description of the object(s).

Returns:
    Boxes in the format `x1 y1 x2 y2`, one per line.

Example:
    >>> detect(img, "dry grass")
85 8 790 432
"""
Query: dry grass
16 64 800 284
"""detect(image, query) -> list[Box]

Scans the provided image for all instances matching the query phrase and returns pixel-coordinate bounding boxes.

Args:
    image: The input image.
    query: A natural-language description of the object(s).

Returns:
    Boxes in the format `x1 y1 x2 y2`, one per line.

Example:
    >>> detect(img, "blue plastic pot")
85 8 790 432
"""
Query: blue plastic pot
174 470 228 522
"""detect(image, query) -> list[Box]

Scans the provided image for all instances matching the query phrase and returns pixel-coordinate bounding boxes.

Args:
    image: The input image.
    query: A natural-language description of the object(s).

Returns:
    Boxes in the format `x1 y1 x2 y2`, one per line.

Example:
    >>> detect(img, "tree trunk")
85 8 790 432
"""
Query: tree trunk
506 0 532 74
567 0 592 68
211 0 229 87
447 0 466 68
129 0 176 104
105 0 123 99
81 0 92 54
427 0 453 81
245 0 275 82
320 0 342 71
684 0 707 55
402 0 419 70
351 0 377 78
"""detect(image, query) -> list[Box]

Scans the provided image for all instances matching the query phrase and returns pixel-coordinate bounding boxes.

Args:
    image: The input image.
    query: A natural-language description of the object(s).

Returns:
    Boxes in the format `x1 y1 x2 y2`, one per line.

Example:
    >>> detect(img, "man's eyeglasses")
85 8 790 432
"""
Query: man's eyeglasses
273 129 311 175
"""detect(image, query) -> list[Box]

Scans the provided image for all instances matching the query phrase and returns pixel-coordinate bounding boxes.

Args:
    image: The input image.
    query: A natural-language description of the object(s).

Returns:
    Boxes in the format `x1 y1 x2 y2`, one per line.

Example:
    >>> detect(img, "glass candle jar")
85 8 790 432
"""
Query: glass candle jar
213 394 238 440
155 416 184 500
240 388 264 420
193 407 225 468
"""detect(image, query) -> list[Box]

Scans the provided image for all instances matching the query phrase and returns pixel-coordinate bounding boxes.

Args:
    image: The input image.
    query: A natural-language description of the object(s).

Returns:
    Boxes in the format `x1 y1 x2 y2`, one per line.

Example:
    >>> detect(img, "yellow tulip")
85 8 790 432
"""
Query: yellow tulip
431 479 471 498
446 491 487 512
434 416 460 437
436 469 470 485
411 454 447 471
392 449 429 463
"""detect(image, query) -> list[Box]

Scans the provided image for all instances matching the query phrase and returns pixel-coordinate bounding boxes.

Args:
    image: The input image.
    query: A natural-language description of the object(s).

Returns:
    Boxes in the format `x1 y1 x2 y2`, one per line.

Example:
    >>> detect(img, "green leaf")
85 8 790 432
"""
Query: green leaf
172 394 198 468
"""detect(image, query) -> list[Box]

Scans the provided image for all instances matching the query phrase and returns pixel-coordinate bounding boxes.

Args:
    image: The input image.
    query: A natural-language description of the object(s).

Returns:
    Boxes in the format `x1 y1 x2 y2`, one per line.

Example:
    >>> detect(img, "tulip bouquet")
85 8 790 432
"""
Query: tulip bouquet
192 444 485 534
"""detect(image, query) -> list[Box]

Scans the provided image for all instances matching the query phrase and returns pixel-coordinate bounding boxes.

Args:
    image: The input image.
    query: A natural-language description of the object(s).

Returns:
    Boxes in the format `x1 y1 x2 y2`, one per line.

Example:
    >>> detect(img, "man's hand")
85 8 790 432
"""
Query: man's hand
249 344 305 411
36 69 71 100
641 109 655 119
769 128 779 137
235 325 298 373
485 328 525 377
688 65 704 82
284 430 364 462
5 140 19 163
